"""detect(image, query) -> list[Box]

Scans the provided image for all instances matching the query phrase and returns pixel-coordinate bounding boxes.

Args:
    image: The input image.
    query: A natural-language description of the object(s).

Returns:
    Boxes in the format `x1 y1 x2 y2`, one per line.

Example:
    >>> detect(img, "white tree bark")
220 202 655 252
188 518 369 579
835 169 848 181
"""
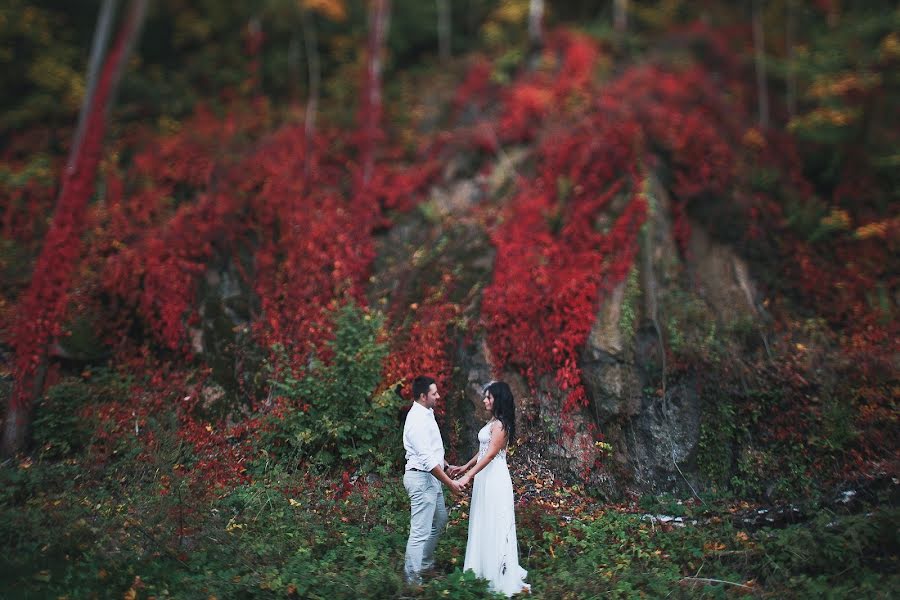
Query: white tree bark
362 0 391 187
68 0 118 174
752 0 769 128
786 0 796 119
614 0 628 34
437 0 451 62
301 7 320 180
528 0 544 49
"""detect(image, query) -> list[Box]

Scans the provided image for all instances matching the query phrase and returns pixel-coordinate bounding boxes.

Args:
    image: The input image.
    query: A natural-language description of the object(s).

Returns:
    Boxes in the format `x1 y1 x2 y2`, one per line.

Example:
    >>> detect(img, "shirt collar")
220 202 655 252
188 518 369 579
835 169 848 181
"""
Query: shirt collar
411 400 433 415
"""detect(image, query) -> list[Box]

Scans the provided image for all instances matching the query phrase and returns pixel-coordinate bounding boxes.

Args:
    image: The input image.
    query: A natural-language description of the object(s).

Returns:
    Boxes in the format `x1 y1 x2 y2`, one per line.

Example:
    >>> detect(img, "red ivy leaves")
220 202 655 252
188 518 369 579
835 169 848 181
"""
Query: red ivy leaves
382 278 460 419
10 13 140 410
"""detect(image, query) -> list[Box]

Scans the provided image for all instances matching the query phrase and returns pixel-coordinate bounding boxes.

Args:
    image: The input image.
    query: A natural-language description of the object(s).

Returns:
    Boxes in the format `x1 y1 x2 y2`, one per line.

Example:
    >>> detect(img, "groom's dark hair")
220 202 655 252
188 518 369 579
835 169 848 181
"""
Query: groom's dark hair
412 375 436 401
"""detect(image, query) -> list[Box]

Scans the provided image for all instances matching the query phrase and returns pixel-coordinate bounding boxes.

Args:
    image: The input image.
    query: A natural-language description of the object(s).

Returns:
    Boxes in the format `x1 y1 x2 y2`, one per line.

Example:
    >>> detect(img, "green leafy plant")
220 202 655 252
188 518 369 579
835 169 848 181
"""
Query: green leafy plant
262 303 402 471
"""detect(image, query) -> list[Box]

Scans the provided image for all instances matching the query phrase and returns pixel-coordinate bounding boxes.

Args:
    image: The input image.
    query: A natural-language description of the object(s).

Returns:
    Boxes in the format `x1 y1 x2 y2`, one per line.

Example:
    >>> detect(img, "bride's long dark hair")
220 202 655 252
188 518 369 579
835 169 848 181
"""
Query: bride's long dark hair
485 381 516 443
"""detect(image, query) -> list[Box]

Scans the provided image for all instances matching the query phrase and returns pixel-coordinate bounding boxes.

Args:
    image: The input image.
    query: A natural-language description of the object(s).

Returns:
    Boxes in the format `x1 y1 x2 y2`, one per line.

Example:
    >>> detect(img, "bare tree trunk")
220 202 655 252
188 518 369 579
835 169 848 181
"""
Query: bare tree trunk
288 32 301 102
437 0 451 63
2 361 47 458
752 0 769 129
2 0 148 458
528 0 544 50
247 16 262 94
69 0 118 174
301 7 320 181
785 0 796 119
614 0 628 34
361 0 391 188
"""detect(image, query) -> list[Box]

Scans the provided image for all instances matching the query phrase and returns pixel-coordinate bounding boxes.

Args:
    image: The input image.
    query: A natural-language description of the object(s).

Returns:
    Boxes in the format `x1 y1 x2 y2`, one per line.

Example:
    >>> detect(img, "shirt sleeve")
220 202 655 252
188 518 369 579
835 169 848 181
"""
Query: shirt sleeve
422 439 443 473
406 412 444 472
424 417 446 472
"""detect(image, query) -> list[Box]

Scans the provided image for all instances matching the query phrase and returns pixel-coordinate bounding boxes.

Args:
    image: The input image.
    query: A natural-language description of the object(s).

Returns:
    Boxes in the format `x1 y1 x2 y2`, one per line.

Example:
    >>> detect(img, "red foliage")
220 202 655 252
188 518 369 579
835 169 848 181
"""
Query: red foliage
9 13 141 411
452 57 493 114
480 49 745 428
547 29 602 95
0 163 57 245
483 116 646 414
381 277 460 418
88 93 439 362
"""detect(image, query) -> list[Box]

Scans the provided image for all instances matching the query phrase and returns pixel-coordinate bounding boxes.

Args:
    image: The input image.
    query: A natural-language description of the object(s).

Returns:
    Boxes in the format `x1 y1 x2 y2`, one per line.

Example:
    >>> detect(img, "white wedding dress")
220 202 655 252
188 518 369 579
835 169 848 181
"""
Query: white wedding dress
463 420 530 597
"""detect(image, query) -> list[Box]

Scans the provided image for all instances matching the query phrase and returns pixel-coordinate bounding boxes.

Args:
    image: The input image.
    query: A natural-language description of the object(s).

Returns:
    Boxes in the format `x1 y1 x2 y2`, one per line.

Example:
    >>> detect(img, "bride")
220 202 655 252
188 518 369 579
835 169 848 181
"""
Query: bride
451 381 530 597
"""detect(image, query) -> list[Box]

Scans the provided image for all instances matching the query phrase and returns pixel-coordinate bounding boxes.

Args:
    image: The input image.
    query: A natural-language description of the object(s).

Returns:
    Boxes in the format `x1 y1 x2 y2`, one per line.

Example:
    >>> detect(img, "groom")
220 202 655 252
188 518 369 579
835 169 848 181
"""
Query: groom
402 375 463 584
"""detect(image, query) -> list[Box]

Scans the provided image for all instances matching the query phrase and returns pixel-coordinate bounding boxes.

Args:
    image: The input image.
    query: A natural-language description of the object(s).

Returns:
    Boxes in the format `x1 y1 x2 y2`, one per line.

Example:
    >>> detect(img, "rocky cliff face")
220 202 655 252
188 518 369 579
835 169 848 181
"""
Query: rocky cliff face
361 152 769 497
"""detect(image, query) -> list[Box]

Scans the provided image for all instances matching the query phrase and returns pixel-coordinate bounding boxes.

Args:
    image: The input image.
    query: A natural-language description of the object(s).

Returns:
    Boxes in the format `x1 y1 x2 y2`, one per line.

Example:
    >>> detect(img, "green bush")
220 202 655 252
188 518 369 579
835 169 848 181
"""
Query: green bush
31 378 95 458
261 303 403 472
32 367 133 459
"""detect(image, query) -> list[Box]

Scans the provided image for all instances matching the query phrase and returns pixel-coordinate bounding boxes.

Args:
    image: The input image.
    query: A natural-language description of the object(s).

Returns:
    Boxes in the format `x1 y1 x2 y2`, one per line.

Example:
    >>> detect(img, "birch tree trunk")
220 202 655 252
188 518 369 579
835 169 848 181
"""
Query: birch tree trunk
785 0 796 119
437 0 451 63
288 33 301 102
614 0 628 34
360 0 391 188
69 0 118 174
301 7 320 181
752 0 769 129
529 0 544 49
2 0 148 458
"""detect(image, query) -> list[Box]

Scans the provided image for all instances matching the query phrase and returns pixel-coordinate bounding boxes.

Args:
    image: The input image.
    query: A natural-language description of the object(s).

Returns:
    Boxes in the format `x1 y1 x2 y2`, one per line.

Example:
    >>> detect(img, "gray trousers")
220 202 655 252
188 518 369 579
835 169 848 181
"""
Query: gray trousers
403 470 448 583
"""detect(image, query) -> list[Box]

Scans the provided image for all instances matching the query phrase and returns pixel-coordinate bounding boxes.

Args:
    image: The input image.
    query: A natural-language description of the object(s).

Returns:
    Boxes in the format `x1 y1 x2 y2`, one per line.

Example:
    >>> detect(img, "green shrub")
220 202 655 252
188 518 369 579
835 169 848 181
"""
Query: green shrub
32 367 133 459
261 303 403 472
31 378 95 458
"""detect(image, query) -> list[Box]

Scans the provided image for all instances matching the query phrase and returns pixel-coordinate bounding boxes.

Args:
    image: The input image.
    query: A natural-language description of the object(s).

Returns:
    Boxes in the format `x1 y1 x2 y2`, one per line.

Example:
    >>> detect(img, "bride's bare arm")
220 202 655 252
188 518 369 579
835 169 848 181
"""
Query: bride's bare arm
457 422 507 487
447 454 476 477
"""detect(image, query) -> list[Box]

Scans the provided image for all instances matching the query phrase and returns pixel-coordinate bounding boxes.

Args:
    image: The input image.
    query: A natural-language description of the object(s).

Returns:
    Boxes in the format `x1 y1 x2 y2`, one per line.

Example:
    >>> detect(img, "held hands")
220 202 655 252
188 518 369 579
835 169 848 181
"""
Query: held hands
455 473 472 489
447 478 465 495
446 464 466 478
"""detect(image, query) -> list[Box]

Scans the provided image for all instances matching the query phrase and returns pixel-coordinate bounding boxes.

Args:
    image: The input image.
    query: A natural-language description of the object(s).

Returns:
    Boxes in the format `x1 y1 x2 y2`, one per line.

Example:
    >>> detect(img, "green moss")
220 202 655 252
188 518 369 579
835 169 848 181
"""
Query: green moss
617 265 641 339
697 395 736 486
58 313 107 361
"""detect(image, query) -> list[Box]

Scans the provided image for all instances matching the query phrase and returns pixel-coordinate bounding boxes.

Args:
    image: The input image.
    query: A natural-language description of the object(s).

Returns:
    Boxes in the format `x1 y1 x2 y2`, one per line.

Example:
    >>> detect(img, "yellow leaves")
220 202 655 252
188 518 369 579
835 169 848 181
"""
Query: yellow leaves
820 208 851 230
173 12 213 46
703 540 726 553
854 219 892 240
594 441 613 453
807 71 881 99
494 0 530 24
33 570 51 582
735 531 755 549
481 0 530 46
123 577 143 600
741 128 766 150
158 115 182 135
26 55 81 110
288 498 302 507
880 32 900 61
302 0 347 22
788 107 860 131
226 517 245 532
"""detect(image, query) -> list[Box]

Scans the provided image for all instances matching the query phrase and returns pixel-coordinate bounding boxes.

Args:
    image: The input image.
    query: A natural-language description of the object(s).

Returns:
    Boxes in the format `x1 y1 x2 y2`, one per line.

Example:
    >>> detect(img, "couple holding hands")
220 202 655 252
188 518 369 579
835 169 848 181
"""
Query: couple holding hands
402 375 530 597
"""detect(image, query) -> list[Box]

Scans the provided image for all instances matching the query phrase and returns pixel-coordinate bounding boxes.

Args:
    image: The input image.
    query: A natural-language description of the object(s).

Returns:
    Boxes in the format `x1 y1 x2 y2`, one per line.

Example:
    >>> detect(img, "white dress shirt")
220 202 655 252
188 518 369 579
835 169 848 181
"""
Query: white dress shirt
403 401 446 473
